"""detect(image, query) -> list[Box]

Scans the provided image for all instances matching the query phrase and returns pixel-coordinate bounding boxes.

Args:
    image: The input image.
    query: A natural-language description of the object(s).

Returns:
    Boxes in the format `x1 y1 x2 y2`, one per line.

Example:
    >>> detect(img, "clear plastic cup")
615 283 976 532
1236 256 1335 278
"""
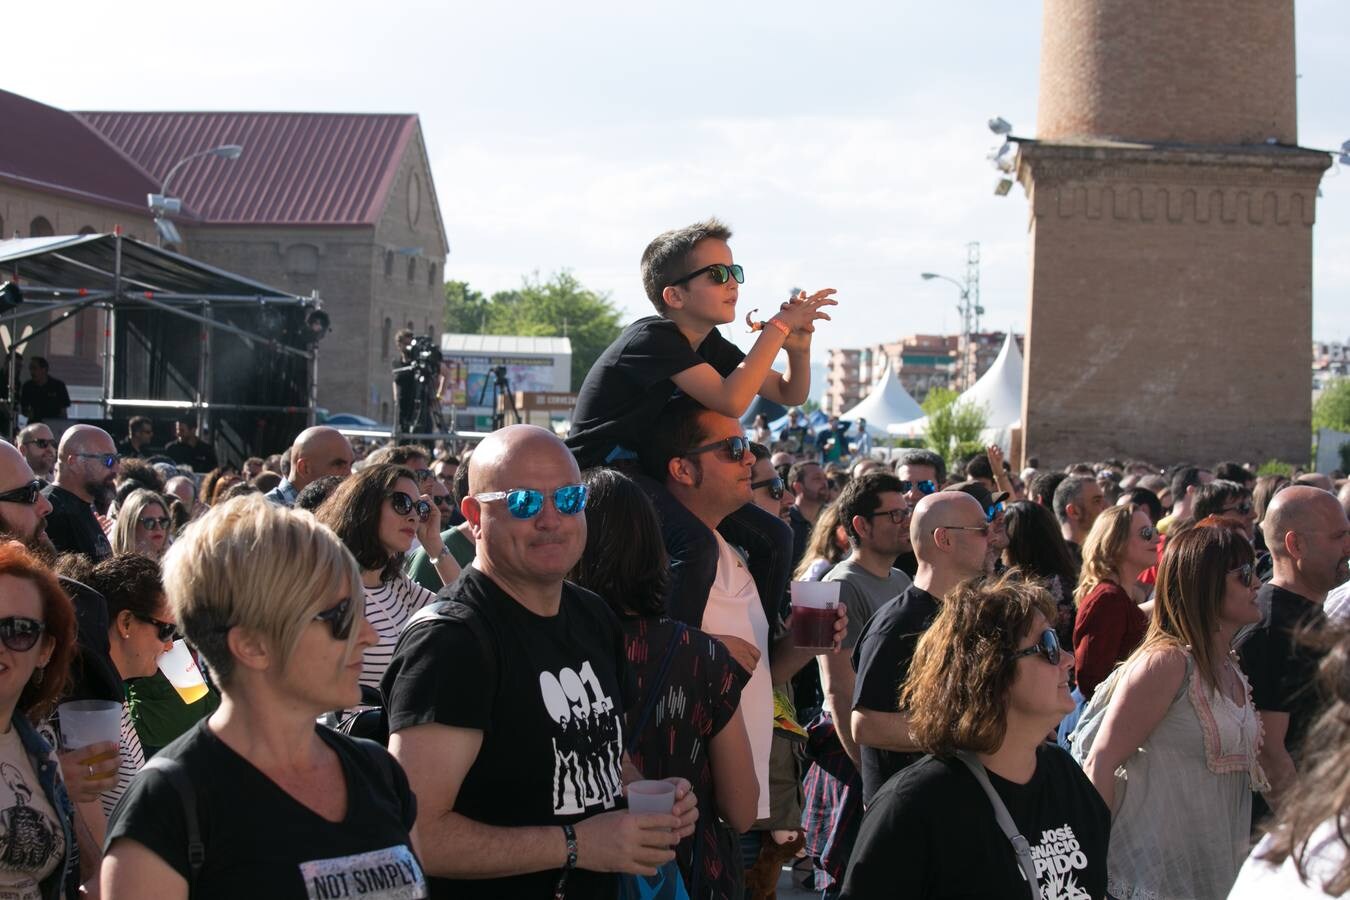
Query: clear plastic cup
58 700 122 754
789 581 840 650
626 779 677 816
159 640 209 704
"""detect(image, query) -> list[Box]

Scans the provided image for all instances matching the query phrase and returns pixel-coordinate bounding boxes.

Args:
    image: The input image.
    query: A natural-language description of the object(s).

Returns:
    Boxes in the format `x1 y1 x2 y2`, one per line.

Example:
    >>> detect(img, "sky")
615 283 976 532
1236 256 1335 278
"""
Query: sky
8 0 1348 376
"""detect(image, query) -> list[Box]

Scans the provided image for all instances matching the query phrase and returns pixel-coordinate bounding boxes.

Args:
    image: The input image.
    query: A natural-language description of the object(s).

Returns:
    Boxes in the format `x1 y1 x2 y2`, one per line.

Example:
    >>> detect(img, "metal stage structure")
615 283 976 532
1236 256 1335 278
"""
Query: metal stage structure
0 233 323 461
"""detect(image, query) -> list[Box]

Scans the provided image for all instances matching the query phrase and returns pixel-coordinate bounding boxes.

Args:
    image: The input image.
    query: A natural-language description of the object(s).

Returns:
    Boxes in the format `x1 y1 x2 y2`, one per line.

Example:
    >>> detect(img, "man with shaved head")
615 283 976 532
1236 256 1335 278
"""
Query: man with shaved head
383 425 696 898
16 422 56 481
263 425 354 507
42 423 116 561
1240 485 1350 815
1327 481 1350 622
850 489 992 805
0 439 54 552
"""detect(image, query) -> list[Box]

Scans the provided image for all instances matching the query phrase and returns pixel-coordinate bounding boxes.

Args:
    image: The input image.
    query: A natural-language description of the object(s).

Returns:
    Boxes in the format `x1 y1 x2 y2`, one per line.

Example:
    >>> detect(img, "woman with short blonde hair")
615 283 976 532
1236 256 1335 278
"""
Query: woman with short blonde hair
102 495 426 899
841 574 1109 899
111 489 172 561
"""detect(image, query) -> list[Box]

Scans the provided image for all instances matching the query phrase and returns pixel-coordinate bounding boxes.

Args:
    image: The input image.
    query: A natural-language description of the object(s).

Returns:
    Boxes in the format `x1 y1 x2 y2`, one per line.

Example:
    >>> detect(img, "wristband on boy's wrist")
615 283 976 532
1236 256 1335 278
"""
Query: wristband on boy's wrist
764 317 790 337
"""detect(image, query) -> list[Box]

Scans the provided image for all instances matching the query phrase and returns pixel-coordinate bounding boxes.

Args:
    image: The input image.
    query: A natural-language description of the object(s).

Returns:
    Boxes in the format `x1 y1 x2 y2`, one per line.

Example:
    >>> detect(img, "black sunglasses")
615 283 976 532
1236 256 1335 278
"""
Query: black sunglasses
898 479 938 496
684 436 749 462
389 491 432 522
0 616 45 653
751 476 785 500
430 494 453 507
73 453 119 469
1138 524 1158 541
133 613 179 643
1229 563 1255 588
0 480 44 505
138 516 172 532
668 263 745 287
1221 502 1254 516
20 438 56 450
1010 628 1062 666
313 596 355 641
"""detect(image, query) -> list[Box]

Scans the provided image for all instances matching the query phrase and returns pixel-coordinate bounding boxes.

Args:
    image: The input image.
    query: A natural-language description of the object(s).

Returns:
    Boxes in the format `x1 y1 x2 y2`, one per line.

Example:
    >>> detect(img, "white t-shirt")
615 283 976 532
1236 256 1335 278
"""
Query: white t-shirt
1228 822 1348 899
1324 581 1350 623
362 574 436 689
700 534 772 819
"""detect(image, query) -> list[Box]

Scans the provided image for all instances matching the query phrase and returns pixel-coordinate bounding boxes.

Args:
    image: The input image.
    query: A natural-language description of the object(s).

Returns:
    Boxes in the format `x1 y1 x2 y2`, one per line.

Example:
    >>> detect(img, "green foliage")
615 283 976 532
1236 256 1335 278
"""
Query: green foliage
800 398 820 415
444 271 623 390
1313 378 1350 432
919 387 988 466
1255 459 1295 477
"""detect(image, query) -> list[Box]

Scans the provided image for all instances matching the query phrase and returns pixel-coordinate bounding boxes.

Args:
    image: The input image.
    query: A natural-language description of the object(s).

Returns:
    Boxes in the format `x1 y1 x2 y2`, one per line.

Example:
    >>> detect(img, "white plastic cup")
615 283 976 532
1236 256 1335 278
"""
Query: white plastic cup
58 700 122 751
159 640 209 705
626 779 677 816
789 581 841 650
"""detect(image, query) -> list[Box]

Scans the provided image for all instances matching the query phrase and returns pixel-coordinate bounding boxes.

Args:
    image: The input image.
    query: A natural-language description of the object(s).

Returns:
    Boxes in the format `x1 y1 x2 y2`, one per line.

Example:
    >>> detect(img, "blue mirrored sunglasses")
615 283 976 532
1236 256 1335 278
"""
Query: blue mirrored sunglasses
476 484 588 519
985 501 1005 523
898 479 938 496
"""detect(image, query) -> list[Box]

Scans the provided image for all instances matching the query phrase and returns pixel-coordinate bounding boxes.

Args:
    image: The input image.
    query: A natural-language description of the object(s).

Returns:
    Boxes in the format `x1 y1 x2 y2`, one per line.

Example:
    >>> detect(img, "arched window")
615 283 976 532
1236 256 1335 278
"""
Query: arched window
384 250 395 277
29 217 54 237
427 262 437 287
380 401 390 423
77 225 97 236
406 257 416 282
381 317 392 361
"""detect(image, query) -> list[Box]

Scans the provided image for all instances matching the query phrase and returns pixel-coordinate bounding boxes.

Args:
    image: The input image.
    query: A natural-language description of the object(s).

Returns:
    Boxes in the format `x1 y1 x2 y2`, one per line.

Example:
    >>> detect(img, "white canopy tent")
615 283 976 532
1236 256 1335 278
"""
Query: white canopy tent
888 333 1024 450
839 356 924 435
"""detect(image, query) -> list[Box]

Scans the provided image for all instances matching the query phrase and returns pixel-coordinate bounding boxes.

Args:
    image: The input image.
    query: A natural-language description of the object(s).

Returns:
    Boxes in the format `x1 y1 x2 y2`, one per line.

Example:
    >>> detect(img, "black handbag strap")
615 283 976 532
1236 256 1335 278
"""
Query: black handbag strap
954 751 1039 900
143 754 204 889
625 621 686 755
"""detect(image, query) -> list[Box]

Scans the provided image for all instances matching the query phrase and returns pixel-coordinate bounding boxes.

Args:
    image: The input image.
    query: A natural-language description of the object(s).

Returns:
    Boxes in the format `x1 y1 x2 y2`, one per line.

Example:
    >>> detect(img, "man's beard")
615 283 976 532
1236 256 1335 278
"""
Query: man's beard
0 519 55 563
89 478 116 513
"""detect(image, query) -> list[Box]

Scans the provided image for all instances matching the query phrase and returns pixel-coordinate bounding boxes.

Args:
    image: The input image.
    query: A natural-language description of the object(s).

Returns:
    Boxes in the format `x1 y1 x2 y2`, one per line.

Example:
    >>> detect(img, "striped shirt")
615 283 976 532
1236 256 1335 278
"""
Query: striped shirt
361 575 436 689
101 701 145 818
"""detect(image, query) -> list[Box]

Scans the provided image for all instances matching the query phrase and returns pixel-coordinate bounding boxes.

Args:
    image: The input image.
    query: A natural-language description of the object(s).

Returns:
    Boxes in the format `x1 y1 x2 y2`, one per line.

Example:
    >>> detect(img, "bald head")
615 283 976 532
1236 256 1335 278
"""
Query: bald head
1263 484 1350 600
289 426 354 490
910 492 986 557
1263 486 1341 558
58 424 114 457
16 423 55 479
469 425 579 496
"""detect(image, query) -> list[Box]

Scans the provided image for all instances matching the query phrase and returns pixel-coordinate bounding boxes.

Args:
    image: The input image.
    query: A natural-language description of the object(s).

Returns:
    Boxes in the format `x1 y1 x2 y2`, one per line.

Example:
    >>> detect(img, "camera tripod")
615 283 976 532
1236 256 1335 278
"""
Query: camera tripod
476 365 520 431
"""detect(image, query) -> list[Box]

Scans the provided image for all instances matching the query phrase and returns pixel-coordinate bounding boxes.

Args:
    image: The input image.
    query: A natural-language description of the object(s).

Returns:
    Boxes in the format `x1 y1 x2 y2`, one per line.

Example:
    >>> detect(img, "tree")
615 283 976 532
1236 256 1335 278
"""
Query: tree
444 271 623 390
920 387 988 467
1313 378 1350 432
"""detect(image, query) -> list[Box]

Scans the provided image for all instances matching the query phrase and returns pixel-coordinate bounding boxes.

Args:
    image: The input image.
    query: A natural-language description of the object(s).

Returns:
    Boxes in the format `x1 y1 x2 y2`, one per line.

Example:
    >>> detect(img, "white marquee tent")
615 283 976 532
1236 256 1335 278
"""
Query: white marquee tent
888 333 1025 450
839 356 924 435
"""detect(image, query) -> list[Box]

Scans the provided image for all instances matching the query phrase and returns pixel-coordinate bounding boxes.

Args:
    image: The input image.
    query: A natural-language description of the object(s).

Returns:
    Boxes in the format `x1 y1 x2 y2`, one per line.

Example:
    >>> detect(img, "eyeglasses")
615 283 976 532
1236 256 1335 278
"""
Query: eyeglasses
0 617 45 653
1138 524 1158 541
132 613 179 643
751 477 785 500
389 491 432 522
313 596 355 641
20 439 55 450
1229 563 1255 588
73 453 118 468
668 263 745 287
0 480 44 505
868 507 910 525
684 436 749 462
898 480 938 496
984 501 1005 523
138 516 172 532
475 484 588 519
934 522 991 537
1010 628 1062 666
414 468 435 484
1221 502 1254 516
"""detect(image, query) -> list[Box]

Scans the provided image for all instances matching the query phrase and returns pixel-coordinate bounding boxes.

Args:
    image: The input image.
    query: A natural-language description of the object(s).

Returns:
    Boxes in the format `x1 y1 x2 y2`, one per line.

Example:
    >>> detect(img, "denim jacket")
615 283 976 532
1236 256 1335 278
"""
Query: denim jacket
12 714 79 900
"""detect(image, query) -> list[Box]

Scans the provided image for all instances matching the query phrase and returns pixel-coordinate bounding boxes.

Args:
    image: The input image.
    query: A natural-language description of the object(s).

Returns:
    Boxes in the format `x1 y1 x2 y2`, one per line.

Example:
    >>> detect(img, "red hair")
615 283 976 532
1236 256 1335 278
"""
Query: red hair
0 544 77 721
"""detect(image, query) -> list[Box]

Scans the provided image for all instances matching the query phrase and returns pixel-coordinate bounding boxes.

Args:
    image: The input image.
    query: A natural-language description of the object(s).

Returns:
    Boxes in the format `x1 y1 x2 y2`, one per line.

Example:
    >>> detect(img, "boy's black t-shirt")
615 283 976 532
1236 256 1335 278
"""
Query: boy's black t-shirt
841 744 1110 900
105 720 425 899
382 567 635 899
1238 582 1327 758
567 316 746 469
850 585 941 806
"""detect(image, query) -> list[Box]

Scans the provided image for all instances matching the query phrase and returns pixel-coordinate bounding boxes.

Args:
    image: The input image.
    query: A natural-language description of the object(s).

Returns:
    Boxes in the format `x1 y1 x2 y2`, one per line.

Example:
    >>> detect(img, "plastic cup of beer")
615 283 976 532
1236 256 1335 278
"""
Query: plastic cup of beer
159 640 209 705
57 700 122 764
790 581 840 650
626 780 677 817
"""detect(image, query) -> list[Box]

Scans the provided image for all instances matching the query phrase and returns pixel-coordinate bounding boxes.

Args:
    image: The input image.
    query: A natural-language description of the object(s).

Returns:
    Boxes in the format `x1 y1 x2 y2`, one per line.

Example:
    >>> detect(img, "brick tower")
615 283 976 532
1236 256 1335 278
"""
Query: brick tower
1017 0 1330 467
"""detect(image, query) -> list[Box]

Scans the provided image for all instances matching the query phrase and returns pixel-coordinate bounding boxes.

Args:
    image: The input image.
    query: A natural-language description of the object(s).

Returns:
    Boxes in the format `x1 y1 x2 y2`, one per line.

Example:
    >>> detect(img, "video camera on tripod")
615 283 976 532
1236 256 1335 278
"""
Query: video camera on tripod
401 335 443 384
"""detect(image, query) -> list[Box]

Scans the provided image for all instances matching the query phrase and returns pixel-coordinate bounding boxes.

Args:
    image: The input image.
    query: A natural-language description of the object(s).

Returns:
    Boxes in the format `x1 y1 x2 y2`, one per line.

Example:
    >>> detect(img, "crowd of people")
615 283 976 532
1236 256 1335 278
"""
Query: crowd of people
0 218 1347 900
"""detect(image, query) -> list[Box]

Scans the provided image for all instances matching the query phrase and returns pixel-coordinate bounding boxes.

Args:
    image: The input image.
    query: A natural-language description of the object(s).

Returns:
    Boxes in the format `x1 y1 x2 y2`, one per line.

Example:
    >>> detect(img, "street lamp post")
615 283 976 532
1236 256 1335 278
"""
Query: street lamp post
920 242 983 390
147 144 244 246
